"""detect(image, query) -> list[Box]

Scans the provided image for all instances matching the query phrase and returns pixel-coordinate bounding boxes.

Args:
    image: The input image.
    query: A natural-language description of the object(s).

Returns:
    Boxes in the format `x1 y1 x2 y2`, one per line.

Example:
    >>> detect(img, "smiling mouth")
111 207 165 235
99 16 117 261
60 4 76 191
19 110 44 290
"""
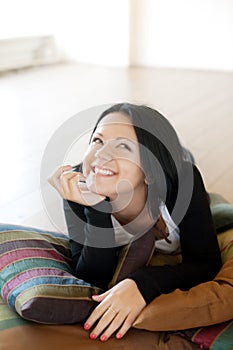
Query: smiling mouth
92 166 116 176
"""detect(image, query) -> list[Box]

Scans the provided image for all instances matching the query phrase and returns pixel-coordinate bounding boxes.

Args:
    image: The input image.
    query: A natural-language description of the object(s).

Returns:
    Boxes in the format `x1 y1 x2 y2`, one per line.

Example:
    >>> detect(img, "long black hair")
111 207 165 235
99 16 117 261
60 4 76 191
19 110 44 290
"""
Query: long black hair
89 103 189 220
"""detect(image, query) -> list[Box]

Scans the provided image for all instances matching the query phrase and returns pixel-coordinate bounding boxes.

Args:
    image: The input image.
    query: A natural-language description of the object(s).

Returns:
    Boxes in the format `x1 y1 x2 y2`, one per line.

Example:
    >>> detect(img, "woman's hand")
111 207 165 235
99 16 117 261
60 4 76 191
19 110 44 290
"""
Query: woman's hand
48 165 105 206
84 279 146 342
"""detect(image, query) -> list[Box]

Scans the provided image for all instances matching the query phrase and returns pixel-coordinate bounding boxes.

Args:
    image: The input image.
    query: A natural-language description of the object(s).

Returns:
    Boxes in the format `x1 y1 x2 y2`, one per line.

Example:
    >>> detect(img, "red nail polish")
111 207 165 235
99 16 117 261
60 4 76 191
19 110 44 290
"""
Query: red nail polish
100 335 107 342
116 333 122 339
84 323 90 330
90 333 97 340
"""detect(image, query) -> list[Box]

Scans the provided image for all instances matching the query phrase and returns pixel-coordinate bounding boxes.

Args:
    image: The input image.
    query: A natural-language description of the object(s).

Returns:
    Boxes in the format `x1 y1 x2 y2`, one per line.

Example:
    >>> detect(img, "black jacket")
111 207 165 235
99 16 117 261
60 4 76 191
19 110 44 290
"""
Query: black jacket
63 164 222 303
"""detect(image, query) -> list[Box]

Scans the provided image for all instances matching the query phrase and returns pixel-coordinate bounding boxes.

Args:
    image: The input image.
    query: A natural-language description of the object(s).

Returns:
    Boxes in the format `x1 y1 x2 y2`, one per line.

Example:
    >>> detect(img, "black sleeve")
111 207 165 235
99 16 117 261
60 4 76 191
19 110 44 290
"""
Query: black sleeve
63 199 86 263
63 199 118 290
129 165 222 304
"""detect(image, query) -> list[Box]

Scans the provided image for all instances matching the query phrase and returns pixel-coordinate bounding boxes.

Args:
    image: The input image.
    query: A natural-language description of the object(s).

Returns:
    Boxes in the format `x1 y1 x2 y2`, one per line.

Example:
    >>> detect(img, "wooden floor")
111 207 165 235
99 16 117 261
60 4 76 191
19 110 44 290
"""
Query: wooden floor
0 63 232 231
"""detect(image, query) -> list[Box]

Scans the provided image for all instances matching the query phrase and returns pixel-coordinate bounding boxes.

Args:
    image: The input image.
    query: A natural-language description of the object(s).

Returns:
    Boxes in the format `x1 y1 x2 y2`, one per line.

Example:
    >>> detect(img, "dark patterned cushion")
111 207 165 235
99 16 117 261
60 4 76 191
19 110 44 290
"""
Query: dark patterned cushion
0 224 101 324
108 227 155 288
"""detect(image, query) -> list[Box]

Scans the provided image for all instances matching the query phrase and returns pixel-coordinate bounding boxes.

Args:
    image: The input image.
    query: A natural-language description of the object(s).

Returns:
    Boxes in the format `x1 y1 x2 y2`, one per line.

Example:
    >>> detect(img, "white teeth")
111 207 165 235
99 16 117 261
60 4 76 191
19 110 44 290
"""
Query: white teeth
94 166 114 175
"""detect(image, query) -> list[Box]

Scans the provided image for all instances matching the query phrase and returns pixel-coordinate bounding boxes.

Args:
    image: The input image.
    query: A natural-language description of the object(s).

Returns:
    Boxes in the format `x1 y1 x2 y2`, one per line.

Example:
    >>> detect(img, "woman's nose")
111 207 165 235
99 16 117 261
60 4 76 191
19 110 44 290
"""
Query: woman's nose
95 143 114 160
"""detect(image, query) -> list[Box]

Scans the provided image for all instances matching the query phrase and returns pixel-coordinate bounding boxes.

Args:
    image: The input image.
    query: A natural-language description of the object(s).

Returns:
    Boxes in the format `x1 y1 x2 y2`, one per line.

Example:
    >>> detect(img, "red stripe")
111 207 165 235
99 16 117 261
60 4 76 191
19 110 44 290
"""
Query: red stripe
2 268 72 300
193 322 230 348
221 240 233 253
0 249 65 270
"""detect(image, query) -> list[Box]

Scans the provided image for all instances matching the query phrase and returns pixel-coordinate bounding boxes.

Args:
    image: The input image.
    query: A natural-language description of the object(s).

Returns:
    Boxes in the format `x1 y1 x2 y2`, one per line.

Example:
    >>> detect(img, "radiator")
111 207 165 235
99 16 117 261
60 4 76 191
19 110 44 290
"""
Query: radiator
0 36 62 72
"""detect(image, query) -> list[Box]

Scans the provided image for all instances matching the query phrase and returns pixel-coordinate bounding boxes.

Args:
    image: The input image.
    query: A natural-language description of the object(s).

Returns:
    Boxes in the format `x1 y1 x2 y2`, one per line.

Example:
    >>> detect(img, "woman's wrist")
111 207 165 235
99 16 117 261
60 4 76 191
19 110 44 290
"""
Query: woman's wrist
124 278 146 305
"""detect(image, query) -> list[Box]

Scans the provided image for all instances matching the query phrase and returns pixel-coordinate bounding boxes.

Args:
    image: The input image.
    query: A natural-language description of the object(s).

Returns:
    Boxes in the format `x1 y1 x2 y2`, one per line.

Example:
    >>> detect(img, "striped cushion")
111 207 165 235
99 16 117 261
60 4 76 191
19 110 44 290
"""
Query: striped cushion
217 228 233 264
191 321 233 350
0 225 101 324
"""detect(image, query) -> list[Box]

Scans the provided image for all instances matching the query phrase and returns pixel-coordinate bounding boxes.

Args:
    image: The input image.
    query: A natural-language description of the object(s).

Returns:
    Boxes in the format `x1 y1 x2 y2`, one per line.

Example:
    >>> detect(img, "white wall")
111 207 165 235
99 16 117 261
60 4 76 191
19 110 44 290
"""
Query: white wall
0 0 232 70
130 0 233 71
0 0 130 67
53 0 130 66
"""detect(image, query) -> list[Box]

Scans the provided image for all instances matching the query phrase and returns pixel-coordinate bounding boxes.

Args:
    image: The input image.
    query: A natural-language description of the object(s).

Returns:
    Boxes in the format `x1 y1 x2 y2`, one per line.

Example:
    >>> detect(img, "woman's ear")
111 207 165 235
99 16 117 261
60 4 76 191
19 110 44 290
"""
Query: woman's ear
144 177 149 185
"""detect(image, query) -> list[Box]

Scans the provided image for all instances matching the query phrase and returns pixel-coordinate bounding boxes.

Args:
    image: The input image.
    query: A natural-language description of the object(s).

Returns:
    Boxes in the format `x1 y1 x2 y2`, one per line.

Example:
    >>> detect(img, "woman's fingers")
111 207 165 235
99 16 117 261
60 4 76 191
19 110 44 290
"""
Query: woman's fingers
48 166 105 205
89 306 120 340
84 279 146 341
115 313 137 340
48 165 72 196
86 291 110 324
92 290 111 302
88 306 136 341
77 172 86 182
85 300 110 331
97 311 127 341
83 291 111 332
60 170 79 196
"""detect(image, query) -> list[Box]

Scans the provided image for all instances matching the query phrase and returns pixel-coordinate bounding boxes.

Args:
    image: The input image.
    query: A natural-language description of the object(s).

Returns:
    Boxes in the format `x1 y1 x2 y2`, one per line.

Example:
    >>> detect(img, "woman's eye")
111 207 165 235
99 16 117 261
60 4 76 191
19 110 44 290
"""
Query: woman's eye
92 137 103 144
117 143 131 151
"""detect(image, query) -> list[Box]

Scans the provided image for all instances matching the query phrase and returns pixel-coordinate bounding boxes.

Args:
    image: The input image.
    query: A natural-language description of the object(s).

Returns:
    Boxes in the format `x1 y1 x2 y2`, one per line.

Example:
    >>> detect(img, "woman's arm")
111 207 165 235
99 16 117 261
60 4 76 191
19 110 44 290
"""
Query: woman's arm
133 256 233 330
49 165 118 290
64 199 118 290
63 199 86 264
128 165 222 303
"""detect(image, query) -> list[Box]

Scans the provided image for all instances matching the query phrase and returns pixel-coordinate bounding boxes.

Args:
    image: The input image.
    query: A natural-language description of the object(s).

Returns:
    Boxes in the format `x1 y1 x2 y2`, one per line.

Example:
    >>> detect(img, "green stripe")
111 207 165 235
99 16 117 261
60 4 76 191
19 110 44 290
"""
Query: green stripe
0 230 69 249
0 318 29 331
211 322 233 350
0 296 29 330
0 258 72 289
0 303 19 322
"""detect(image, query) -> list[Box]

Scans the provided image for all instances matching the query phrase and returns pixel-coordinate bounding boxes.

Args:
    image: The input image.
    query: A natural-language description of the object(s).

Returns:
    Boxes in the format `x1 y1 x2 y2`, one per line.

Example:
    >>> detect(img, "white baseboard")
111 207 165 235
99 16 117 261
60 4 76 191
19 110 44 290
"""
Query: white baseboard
0 36 62 72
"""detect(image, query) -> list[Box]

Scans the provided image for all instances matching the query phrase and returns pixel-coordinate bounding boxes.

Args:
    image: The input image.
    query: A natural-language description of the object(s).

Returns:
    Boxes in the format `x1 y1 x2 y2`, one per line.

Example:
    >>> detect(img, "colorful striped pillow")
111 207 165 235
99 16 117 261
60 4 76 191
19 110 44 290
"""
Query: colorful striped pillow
191 321 233 350
209 192 233 233
0 224 101 324
217 228 233 264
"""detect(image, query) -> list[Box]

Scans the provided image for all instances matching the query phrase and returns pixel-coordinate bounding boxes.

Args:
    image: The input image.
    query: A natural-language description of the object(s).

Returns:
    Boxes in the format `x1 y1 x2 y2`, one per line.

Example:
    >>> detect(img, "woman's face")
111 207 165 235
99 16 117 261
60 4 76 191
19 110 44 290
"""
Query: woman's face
82 112 146 201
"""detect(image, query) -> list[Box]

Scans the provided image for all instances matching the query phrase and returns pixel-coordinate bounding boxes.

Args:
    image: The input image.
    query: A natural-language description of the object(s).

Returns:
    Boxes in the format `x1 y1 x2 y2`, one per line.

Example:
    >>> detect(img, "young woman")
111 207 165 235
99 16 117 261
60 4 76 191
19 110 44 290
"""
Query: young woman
49 103 222 342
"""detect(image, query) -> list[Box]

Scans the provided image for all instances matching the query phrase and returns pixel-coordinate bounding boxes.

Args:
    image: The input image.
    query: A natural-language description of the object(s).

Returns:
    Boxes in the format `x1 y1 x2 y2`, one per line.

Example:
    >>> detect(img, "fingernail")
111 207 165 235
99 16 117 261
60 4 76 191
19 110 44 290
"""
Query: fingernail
116 333 122 339
84 323 90 330
90 333 97 340
100 335 107 342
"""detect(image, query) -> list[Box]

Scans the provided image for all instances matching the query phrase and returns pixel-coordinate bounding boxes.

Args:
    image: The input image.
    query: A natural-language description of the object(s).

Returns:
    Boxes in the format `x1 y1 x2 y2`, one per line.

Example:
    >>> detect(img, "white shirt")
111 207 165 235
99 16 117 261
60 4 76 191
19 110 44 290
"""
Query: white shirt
111 203 180 253
155 203 180 253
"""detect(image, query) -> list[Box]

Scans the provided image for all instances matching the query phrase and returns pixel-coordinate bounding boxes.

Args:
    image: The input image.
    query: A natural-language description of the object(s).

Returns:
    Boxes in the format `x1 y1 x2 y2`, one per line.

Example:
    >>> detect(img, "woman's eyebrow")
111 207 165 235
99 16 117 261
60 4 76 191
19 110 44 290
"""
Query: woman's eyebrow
116 137 136 143
92 134 136 144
